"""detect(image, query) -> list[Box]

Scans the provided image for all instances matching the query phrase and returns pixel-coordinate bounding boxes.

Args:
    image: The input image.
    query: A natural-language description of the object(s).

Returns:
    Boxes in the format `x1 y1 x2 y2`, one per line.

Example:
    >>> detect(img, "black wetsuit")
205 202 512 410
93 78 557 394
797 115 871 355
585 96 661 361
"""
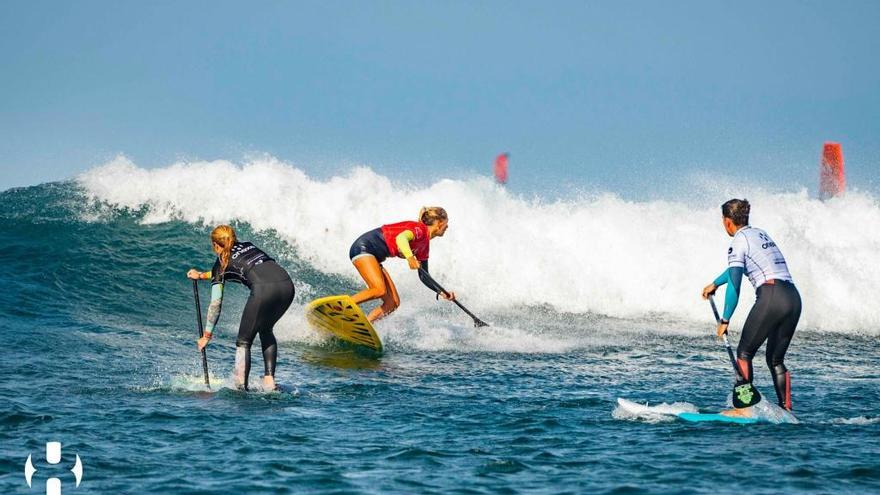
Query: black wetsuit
349 228 391 262
718 226 802 410
212 242 294 388
737 280 801 410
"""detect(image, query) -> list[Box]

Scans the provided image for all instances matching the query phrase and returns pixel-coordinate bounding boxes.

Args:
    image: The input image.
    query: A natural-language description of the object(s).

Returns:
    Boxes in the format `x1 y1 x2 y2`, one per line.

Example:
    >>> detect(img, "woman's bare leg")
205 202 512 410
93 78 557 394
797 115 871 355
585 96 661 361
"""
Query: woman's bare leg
370 267 400 322
352 255 388 309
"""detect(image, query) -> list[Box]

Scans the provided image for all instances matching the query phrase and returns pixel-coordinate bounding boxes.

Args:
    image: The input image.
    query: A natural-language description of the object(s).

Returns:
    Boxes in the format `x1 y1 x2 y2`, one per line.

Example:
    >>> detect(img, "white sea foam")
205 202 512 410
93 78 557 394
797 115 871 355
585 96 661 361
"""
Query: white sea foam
78 155 880 334
613 398 699 423
739 398 800 424
829 416 880 425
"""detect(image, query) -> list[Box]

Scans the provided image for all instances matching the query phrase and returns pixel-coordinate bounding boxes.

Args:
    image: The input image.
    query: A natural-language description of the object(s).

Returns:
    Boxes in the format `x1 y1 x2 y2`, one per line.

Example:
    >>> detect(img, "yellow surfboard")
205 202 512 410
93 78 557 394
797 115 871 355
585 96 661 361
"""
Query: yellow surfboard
305 295 383 352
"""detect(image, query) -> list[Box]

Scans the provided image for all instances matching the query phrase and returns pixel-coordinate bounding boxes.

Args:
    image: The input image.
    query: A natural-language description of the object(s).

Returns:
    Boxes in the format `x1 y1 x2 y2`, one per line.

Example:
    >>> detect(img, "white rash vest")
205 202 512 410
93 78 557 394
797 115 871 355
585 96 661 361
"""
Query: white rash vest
727 226 794 289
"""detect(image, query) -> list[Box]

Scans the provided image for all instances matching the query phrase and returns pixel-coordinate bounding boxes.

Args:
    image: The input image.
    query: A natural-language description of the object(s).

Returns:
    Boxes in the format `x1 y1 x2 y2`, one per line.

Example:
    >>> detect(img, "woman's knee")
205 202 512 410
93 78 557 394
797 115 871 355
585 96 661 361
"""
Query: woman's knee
766 352 784 369
381 297 399 315
736 346 755 362
357 279 388 300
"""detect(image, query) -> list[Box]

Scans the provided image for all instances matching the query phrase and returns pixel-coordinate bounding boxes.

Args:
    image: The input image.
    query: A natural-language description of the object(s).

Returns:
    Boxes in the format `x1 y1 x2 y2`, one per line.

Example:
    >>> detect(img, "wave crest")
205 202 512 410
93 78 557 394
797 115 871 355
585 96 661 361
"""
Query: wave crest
78 155 880 333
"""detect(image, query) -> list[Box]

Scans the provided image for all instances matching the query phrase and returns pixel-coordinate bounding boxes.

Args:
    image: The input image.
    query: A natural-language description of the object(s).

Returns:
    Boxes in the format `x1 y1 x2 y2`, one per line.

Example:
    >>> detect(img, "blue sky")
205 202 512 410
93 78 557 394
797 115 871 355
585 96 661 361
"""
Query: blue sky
1 1 878 195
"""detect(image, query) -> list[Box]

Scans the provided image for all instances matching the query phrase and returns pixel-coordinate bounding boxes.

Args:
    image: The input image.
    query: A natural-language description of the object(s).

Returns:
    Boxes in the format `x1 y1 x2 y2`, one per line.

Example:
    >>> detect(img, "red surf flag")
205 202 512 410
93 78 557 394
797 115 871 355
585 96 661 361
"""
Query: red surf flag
819 142 845 200
494 153 509 185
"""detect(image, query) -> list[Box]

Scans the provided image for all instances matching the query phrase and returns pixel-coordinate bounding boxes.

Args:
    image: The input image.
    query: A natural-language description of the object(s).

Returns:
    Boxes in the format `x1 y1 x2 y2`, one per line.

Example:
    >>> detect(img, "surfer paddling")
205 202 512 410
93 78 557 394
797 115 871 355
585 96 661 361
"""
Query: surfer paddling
349 207 456 322
702 199 801 411
187 225 295 391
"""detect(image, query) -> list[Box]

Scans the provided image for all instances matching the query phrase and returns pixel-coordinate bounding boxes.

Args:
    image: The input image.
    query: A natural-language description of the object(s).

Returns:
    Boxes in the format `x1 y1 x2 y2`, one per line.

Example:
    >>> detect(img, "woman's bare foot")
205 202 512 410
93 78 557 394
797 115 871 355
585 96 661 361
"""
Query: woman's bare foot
262 375 277 391
721 407 752 418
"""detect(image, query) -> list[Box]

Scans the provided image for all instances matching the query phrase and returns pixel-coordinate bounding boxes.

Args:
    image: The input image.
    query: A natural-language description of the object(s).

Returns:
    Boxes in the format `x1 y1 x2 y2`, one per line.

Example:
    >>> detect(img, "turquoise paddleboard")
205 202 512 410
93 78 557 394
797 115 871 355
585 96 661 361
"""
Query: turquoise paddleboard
616 398 794 424
677 412 759 424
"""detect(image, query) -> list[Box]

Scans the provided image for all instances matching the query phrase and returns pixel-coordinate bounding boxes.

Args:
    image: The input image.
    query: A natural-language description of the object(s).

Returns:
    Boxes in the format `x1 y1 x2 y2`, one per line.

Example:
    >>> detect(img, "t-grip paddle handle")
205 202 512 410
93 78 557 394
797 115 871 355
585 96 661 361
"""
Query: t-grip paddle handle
192 280 211 388
418 267 489 327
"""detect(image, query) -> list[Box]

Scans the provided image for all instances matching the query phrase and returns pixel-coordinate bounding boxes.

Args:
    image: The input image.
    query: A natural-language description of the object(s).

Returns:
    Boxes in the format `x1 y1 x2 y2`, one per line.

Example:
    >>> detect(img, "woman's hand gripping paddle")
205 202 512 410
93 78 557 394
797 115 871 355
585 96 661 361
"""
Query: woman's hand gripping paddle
708 295 761 408
192 280 211 388
418 267 489 327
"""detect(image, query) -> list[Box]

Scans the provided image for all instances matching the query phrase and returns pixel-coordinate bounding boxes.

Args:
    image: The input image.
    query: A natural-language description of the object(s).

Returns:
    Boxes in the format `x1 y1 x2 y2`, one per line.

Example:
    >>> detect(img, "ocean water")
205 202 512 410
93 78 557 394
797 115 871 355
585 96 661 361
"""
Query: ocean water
1 157 879 494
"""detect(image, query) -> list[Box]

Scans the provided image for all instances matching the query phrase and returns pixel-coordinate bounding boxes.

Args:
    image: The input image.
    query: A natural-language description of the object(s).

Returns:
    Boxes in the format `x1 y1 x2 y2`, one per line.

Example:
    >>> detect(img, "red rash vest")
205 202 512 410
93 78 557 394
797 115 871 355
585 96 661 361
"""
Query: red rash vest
380 221 431 261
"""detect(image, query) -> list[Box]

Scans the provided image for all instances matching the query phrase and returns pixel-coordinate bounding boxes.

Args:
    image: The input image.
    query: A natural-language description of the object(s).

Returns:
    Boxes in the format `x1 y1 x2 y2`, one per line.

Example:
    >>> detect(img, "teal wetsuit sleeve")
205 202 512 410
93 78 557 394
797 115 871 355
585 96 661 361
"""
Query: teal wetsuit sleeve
204 283 224 334
722 267 744 321
713 270 729 287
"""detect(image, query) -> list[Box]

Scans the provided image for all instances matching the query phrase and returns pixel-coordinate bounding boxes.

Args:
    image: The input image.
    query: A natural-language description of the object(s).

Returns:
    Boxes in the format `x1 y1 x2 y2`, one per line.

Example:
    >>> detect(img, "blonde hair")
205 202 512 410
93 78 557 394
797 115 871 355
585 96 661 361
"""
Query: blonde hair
211 225 237 272
418 206 448 226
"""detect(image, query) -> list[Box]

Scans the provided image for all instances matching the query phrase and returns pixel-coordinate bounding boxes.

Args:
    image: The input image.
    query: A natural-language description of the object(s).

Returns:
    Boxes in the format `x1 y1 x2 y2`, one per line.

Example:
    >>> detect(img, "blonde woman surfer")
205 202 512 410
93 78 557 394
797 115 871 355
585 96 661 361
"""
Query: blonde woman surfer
187 225 294 391
349 207 456 322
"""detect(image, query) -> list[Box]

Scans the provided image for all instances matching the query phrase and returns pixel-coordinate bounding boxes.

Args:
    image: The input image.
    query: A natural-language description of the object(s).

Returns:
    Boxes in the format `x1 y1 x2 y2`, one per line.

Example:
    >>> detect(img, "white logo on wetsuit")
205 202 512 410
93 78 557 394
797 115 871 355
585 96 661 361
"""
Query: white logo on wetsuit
231 244 256 260
727 226 794 288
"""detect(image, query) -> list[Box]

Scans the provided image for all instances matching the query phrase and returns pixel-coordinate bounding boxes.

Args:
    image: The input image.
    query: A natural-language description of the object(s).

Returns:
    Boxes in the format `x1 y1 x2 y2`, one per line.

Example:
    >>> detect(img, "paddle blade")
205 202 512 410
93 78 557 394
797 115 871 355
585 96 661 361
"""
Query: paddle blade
474 318 489 328
732 381 762 409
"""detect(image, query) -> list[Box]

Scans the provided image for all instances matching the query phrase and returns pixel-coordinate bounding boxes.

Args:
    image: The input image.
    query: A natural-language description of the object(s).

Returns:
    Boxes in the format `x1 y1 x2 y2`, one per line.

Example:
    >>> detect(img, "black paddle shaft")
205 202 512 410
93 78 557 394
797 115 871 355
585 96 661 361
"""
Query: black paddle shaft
709 295 762 408
708 295 743 382
709 296 743 382
192 280 211 388
418 267 489 327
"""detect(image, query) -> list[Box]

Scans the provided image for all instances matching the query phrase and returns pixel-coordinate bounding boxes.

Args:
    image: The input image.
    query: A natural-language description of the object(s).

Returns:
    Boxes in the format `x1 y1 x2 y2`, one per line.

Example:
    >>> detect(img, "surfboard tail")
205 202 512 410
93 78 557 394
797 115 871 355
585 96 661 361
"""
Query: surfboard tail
306 295 383 353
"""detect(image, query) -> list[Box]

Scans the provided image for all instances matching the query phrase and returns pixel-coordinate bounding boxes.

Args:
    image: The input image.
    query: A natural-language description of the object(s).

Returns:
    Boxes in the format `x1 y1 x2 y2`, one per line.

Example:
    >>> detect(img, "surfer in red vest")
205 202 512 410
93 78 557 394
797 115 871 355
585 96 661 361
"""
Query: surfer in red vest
348 207 455 322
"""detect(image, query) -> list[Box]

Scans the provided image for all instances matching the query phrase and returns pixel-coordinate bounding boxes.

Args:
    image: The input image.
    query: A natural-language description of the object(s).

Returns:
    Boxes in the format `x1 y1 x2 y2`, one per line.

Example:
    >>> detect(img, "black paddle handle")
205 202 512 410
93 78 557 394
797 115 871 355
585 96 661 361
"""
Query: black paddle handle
418 267 489 327
709 295 744 382
192 280 211 388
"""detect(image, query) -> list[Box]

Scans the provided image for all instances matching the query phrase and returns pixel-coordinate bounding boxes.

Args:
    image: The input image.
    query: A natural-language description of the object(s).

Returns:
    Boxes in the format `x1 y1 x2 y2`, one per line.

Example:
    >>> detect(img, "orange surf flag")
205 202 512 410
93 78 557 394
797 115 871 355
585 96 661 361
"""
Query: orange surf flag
819 142 845 200
494 153 509 185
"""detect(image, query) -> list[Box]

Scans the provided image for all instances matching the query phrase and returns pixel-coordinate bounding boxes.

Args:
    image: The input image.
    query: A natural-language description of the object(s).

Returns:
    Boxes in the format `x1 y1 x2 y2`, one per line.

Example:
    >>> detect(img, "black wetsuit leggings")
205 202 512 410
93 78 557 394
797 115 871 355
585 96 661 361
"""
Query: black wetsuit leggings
236 262 295 387
736 280 801 409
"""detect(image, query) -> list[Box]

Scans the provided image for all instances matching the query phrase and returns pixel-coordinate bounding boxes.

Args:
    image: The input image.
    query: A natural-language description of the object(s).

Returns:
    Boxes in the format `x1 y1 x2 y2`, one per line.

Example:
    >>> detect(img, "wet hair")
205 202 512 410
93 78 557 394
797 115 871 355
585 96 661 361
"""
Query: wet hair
211 225 237 272
418 206 448 226
721 199 750 226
